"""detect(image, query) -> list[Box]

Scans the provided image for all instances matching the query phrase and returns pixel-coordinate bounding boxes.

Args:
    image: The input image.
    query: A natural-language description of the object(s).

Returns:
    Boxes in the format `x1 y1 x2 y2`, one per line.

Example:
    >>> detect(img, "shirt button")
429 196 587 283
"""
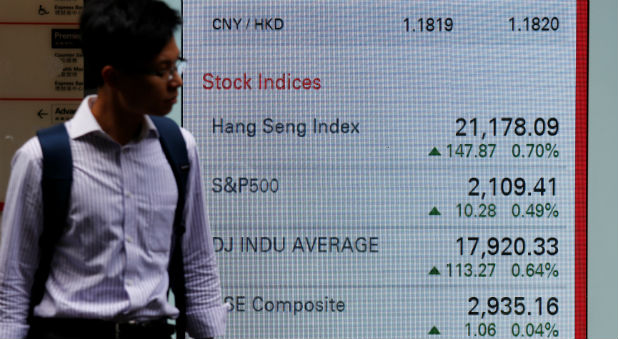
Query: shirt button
125 191 132 198
127 280 133 286
126 236 133 243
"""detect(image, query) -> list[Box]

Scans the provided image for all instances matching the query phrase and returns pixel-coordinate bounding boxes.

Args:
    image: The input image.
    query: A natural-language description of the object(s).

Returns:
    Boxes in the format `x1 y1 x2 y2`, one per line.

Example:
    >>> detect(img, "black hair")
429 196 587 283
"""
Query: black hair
80 0 181 87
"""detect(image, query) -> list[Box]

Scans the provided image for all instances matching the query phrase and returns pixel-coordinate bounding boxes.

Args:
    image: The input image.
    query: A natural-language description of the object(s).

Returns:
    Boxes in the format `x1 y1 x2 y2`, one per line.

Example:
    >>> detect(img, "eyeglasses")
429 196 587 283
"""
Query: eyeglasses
145 57 187 81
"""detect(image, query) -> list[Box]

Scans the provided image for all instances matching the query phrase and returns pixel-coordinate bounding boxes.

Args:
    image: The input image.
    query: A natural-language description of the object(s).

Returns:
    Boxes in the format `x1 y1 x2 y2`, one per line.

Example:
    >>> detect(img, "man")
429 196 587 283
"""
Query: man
0 1 228 338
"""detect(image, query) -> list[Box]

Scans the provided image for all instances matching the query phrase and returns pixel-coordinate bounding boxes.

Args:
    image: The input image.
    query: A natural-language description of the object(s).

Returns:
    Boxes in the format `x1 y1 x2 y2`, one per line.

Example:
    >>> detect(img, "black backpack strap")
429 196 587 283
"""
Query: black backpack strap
31 124 73 320
149 115 190 339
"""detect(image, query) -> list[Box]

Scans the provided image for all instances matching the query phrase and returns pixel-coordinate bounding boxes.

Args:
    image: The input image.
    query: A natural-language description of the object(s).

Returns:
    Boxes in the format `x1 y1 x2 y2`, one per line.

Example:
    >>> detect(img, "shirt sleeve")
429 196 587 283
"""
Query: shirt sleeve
0 138 45 339
179 129 230 339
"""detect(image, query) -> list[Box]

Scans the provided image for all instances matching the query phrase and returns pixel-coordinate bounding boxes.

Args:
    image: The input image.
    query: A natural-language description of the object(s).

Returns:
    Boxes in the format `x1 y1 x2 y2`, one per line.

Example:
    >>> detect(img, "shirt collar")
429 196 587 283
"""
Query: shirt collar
143 115 160 139
67 95 158 141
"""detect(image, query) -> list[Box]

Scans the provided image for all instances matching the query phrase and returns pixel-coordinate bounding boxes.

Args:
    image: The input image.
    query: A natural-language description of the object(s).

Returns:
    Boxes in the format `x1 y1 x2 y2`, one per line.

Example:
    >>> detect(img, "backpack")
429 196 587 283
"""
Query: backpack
33 115 189 339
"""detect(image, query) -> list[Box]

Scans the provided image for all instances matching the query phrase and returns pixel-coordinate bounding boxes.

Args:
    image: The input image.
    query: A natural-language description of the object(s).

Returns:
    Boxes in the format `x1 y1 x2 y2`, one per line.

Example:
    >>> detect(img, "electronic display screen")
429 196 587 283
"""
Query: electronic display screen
182 1 588 338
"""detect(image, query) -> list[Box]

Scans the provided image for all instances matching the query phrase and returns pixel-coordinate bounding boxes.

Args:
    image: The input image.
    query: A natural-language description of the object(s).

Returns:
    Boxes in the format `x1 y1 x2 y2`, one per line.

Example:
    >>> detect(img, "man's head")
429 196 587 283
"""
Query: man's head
81 0 183 116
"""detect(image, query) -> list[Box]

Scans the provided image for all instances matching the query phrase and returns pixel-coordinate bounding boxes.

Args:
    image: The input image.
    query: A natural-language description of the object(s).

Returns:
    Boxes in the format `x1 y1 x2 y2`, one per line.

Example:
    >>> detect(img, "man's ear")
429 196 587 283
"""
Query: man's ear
100 65 120 88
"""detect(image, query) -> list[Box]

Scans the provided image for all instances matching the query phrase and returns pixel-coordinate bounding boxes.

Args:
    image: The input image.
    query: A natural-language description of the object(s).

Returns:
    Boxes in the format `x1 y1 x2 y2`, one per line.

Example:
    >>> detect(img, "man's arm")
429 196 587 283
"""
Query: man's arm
179 130 229 339
0 139 45 339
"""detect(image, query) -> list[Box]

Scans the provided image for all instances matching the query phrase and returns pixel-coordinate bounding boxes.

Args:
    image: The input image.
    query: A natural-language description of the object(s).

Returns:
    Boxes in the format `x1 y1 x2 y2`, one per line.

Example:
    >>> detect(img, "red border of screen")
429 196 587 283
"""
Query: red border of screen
575 0 588 338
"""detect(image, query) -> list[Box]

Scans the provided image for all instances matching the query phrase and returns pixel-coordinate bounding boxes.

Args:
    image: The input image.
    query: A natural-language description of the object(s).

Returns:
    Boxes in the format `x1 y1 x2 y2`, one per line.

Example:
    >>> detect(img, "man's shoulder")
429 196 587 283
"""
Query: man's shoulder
147 115 196 153
6 136 45 189
179 127 197 151
12 135 44 169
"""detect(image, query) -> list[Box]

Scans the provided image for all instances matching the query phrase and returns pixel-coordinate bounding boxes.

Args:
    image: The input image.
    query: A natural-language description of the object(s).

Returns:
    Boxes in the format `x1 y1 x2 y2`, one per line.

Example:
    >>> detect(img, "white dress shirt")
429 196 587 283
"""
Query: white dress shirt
0 96 228 339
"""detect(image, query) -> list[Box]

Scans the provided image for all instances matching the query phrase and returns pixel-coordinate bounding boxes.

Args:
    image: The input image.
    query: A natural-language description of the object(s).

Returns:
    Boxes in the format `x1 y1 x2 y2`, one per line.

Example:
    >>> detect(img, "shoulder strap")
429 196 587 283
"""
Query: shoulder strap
32 123 73 320
149 115 190 339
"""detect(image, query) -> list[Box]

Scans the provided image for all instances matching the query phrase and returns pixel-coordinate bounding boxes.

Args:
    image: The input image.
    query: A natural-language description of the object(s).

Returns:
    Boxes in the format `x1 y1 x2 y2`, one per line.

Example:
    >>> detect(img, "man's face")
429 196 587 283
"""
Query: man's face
116 37 182 117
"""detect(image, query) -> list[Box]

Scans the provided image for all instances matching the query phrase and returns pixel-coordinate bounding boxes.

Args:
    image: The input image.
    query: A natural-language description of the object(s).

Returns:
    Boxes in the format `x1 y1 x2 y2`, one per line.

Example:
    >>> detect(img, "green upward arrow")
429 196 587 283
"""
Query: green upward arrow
429 267 441 275
429 207 441 216
428 326 441 335
429 147 441 156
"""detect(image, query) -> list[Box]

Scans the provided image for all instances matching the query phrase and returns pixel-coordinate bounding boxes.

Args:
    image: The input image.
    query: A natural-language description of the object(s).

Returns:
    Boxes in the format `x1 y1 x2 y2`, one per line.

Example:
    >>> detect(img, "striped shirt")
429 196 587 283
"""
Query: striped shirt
0 96 228 339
